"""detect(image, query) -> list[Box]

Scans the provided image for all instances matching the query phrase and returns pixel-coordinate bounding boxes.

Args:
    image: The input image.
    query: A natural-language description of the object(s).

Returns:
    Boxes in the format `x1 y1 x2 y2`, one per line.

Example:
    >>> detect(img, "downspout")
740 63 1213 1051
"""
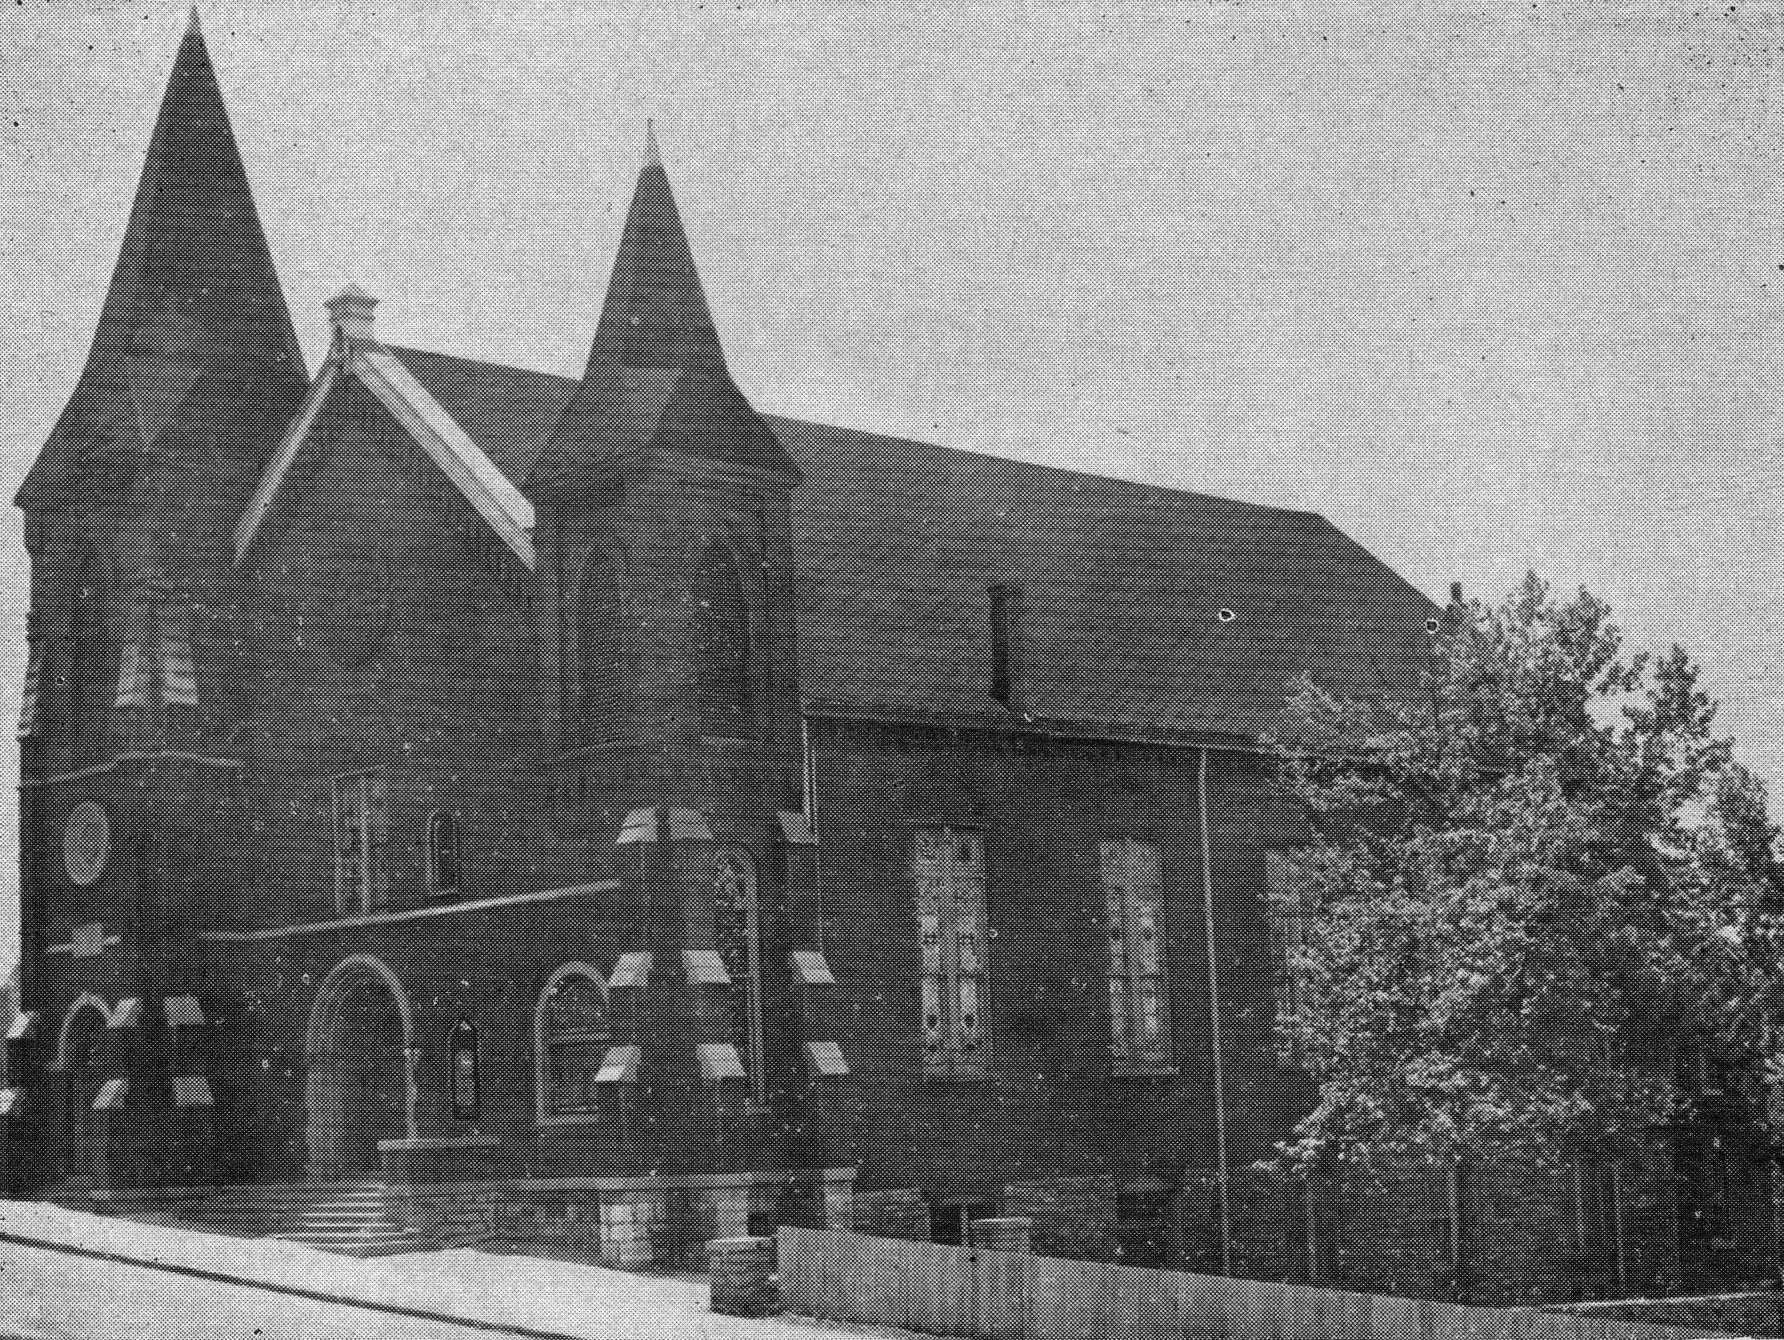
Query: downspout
802 714 816 828
1200 746 1233 1274
802 712 824 954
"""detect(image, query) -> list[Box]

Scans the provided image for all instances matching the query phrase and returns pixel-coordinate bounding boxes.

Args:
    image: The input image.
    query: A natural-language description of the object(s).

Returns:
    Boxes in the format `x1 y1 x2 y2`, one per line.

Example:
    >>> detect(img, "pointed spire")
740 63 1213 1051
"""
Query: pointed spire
187 1 202 34
18 12 309 512
584 133 724 375
530 137 798 488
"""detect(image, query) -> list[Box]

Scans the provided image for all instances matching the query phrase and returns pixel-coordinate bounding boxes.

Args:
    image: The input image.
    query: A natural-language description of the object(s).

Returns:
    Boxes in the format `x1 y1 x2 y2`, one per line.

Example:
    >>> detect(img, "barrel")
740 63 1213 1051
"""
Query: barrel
709 1235 780 1317
968 1216 1034 1252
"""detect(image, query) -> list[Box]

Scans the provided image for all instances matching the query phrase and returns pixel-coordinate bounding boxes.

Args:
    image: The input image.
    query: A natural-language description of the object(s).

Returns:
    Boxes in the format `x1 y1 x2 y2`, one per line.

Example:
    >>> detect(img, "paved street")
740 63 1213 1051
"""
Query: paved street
0 1222 900 1340
0 1238 520 1339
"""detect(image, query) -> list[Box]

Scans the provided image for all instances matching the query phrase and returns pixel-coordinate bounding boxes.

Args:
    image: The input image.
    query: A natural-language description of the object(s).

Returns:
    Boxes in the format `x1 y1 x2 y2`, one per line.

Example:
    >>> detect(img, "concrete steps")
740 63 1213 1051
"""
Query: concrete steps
265 1182 431 1258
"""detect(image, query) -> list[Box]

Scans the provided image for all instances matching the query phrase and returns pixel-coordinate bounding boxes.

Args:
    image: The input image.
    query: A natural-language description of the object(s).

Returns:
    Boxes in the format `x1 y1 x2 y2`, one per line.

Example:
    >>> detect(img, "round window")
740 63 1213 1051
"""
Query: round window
64 801 111 886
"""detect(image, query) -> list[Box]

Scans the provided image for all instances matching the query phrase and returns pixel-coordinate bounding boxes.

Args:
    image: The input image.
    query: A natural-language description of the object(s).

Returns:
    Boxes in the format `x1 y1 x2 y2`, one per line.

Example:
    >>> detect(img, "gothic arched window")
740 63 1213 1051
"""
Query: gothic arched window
713 849 765 1101
694 543 752 732
536 966 609 1121
575 549 621 733
63 552 108 747
427 811 462 895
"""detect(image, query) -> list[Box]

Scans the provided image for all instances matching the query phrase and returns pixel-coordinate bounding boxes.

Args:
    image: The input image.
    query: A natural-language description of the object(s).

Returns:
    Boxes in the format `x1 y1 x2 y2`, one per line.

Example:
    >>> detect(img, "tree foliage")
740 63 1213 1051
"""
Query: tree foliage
1270 575 1779 1174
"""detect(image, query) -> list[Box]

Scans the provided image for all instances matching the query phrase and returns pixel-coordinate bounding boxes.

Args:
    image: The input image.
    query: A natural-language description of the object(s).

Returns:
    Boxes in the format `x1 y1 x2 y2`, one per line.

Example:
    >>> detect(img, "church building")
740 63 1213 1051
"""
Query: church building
5 12 1771 1300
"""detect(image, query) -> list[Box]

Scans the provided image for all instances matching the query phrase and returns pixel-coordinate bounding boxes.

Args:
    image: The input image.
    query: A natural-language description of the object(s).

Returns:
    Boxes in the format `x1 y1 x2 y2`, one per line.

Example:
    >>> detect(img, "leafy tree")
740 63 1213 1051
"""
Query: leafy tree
1269 574 1779 1175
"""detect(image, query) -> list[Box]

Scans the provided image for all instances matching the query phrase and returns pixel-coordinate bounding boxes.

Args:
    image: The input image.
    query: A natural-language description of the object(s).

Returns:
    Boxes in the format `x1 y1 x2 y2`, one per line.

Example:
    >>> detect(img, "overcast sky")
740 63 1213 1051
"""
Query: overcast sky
2 0 1781 965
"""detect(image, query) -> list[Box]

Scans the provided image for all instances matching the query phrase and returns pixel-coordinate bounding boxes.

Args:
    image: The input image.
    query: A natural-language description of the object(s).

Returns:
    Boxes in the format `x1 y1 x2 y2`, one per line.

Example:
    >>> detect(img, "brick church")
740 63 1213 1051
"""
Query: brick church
4 12 1775 1299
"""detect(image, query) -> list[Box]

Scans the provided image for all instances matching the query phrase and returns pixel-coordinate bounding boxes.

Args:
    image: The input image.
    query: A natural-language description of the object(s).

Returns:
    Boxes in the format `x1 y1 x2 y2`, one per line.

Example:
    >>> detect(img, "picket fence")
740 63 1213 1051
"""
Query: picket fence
776 1227 1739 1340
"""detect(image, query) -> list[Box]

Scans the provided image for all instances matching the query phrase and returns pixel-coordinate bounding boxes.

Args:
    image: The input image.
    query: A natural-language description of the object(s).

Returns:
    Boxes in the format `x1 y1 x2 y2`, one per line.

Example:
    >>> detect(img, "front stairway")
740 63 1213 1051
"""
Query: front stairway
266 1181 431 1257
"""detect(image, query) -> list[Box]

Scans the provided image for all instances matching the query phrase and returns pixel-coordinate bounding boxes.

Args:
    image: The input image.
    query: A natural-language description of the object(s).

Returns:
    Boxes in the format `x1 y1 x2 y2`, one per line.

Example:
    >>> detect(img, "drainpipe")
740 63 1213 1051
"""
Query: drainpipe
802 714 816 828
802 713 825 955
1200 746 1233 1274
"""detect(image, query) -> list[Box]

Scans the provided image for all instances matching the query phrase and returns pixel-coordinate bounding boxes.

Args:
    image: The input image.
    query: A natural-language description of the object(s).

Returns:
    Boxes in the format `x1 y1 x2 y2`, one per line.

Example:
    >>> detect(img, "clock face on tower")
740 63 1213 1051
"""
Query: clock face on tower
64 801 111 886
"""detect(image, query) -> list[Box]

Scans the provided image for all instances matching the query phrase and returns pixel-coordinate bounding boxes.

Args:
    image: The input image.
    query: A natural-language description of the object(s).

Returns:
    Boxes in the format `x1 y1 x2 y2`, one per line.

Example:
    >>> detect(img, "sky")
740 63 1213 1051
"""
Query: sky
1 0 1781 966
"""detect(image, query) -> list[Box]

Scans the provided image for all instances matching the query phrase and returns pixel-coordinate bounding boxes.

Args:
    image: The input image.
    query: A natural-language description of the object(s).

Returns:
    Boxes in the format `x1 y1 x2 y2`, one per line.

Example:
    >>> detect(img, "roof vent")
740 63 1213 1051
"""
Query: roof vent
327 285 378 345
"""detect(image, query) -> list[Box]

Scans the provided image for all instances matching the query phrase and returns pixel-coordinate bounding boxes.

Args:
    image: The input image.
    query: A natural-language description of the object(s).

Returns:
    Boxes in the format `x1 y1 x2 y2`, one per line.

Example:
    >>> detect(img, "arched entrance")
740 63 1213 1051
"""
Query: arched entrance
304 956 415 1182
54 995 110 1184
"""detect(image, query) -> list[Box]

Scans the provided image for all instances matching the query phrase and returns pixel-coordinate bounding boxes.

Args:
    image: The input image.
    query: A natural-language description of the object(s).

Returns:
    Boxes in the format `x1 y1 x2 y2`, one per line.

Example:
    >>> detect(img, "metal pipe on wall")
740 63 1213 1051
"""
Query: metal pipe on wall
1199 746 1233 1274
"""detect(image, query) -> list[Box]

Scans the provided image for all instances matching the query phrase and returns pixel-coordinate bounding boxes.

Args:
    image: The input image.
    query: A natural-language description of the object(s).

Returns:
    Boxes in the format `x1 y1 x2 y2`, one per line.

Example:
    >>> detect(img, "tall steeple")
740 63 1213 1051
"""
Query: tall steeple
529 125 795 489
17 9 308 515
584 121 726 377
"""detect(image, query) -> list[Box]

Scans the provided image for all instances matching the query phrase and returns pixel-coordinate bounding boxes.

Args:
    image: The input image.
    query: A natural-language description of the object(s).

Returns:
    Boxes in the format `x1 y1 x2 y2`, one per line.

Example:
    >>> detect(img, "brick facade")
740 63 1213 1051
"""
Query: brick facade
4 13 1776 1297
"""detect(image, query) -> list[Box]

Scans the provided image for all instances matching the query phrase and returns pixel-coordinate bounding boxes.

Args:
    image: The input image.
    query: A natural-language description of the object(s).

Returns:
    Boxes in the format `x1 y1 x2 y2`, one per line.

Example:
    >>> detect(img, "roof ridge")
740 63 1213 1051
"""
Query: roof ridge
384 343 581 388
384 341 1328 522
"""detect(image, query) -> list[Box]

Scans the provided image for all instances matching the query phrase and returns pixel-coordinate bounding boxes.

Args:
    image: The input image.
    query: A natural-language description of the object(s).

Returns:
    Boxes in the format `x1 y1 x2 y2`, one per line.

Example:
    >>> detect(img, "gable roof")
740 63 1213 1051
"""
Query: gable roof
18 10 307 515
234 343 538 568
375 345 1438 742
773 419 1435 740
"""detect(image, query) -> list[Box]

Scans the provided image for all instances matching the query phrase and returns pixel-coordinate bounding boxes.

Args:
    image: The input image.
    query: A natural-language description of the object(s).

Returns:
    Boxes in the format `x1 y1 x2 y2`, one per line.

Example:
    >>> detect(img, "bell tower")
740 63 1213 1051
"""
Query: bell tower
528 127 848 1216
6 8 309 1192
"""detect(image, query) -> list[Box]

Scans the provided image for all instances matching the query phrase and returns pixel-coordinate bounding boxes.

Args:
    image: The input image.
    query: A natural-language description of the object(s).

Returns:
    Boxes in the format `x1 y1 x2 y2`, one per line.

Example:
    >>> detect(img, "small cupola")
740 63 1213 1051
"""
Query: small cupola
326 285 378 345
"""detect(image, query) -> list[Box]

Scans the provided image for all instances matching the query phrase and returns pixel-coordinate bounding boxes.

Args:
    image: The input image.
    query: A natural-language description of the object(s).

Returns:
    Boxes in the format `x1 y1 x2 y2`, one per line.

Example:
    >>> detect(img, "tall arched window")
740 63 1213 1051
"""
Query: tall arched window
536 966 609 1122
427 811 462 895
63 552 108 748
713 849 765 1102
575 549 621 734
694 543 751 732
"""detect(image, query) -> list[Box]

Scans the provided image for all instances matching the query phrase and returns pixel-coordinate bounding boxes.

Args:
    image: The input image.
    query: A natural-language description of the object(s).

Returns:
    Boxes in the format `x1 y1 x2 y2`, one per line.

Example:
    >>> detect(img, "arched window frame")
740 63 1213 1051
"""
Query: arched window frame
451 1018 480 1122
694 540 753 735
573 544 623 741
426 810 463 896
52 993 113 1074
52 993 112 1181
535 963 611 1126
712 847 765 1103
63 550 110 749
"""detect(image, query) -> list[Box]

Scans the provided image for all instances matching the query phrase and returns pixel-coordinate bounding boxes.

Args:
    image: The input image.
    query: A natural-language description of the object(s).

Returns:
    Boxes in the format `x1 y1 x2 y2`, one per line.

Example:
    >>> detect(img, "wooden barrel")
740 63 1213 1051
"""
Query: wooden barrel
709 1235 780 1317
969 1216 1034 1252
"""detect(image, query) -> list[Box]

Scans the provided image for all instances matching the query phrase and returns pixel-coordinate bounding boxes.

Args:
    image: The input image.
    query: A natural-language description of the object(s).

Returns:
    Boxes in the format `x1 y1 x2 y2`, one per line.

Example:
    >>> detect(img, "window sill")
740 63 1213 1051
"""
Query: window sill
920 1069 990 1084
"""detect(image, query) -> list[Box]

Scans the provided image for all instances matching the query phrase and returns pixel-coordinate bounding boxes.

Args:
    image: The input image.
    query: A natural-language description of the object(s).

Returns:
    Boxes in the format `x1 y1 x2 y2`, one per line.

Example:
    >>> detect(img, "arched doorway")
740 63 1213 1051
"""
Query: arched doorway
54 995 110 1184
304 956 415 1182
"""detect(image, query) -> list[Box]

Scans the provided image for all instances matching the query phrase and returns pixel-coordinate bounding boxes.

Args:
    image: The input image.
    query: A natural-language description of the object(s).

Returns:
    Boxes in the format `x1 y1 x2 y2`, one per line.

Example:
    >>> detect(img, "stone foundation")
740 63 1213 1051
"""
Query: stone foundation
383 1168 855 1269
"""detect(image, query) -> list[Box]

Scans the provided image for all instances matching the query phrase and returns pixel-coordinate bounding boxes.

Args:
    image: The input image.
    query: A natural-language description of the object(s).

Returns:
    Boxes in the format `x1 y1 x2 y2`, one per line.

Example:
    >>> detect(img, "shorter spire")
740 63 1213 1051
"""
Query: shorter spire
643 119 663 171
187 1 201 34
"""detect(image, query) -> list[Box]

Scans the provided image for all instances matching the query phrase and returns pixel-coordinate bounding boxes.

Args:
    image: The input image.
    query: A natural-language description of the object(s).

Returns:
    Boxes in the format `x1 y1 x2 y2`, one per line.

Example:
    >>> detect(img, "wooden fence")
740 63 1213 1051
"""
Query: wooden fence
776 1228 1740 1340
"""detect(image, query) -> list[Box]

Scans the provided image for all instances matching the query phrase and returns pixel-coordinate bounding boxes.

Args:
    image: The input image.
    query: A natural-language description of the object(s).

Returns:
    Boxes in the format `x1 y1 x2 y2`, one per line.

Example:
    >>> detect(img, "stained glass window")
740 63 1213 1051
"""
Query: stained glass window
540 970 608 1118
912 828 988 1077
713 849 765 1102
1103 838 1169 1068
332 771 388 915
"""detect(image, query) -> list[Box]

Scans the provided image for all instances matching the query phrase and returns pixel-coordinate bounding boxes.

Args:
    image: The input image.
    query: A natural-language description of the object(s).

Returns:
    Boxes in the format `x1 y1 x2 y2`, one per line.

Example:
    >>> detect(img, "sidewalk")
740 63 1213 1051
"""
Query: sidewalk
0 1199 906 1340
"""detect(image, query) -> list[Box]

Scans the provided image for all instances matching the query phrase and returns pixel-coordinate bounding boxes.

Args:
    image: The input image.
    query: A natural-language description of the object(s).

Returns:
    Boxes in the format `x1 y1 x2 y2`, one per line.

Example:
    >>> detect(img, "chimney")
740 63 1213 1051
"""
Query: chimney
327 285 378 345
1450 582 1464 605
988 581 1026 715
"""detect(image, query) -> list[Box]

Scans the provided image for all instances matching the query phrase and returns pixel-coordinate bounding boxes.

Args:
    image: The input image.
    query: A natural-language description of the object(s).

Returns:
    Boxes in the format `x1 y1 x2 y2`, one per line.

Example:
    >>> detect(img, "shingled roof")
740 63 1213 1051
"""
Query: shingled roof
17 9 307 516
385 344 1438 742
527 129 796 492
